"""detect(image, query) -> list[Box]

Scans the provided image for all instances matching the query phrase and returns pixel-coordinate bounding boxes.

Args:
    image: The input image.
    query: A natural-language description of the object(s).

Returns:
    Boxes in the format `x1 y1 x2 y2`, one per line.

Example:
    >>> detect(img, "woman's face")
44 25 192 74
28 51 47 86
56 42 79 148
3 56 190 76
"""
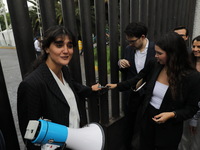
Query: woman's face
46 35 74 68
155 45 167 65
192 40 200 57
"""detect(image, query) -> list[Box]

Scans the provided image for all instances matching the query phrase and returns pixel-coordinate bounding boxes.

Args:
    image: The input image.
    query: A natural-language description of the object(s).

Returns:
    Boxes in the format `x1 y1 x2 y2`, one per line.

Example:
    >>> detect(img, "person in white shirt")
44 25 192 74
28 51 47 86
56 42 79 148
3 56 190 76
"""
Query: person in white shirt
17 26 101 150
34 36 42 57
107 32 200 150
118 22 155 149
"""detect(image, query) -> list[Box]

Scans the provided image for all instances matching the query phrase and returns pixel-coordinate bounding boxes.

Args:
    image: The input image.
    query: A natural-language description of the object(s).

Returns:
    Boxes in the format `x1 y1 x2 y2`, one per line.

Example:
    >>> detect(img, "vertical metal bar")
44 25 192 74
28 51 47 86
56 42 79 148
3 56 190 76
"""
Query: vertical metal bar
176 0 181 26
172 0 179 28
108 0 120 118
0 61 20 150
7 0 36 78
140 0 148 26
120 0 130 113
176 0 182 26
167 0 174 31
180 0 187 26
130 0 139 22
184 0 191 28
38 0 57 32
95 0 109 124
160 0 168 35
120 0 130 58
148 0 156 41
188 0 197 39
61 0 82 84
60 0 87 125
154 0 162 40
78 0 99 122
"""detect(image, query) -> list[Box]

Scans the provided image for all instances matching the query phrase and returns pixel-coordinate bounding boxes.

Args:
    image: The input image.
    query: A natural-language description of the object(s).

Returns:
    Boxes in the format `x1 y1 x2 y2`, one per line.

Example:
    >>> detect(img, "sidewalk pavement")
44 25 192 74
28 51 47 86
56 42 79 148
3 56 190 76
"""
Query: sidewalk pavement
0 47 24 149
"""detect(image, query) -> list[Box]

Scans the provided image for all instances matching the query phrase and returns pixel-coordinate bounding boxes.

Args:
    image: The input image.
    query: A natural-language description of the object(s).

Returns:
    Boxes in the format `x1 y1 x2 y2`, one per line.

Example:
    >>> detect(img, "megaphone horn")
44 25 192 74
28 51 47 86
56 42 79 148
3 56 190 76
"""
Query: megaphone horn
66 123 105 150
24 119 105 150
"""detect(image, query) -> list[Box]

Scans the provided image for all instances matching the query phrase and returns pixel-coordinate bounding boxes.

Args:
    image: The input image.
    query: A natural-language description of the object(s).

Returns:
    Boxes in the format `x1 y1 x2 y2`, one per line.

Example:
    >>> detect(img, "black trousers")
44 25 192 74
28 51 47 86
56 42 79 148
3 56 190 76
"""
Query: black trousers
139 104 178 150
123 91 141 150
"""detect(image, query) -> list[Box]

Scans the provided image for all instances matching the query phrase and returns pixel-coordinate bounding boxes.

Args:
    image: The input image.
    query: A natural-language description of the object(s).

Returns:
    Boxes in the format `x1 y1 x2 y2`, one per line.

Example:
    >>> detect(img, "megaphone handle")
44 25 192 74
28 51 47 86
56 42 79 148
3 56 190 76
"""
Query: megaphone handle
41 144 60 150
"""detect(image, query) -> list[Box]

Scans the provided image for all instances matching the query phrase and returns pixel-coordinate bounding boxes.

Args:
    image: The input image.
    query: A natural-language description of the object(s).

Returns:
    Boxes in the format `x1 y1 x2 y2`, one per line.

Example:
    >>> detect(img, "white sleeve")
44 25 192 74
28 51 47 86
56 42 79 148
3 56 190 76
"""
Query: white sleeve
34 40 41 52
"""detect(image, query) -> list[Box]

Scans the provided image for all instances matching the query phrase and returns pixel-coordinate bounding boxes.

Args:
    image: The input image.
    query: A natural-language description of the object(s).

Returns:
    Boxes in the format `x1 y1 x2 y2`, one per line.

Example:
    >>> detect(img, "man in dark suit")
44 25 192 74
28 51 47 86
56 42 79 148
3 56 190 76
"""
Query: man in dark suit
173 26 189 42
118 22 155 149
173 26 191 53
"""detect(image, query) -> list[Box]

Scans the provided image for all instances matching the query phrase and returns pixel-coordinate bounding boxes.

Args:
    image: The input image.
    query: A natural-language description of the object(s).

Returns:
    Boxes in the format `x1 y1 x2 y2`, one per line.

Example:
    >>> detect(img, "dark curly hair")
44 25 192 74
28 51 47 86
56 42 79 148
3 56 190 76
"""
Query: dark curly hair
124 22 148 38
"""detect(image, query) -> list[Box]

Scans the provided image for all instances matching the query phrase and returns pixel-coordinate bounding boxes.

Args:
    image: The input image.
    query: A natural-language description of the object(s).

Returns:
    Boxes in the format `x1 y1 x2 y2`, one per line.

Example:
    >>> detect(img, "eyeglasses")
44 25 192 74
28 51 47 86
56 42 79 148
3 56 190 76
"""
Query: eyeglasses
126 38 139 44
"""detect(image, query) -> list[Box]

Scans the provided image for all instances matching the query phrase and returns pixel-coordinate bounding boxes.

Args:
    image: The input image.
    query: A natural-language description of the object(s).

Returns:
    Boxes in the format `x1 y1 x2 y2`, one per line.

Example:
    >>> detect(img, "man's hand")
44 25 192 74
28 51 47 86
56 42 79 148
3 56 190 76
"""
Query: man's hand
119 59 130 68
105 84 117 89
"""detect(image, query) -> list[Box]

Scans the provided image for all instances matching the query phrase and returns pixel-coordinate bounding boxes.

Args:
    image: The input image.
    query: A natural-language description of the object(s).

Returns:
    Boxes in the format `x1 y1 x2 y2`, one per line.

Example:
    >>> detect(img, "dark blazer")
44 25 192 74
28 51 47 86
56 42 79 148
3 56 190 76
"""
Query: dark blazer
117 59 200 149
17 63 93 150
120 41 155 80
120 41 155 111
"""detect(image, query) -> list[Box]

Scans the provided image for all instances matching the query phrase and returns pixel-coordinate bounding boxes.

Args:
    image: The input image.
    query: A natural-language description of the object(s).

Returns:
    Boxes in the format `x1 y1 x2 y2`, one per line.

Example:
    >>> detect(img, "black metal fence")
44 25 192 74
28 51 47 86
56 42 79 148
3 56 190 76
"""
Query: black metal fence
0 0 197 149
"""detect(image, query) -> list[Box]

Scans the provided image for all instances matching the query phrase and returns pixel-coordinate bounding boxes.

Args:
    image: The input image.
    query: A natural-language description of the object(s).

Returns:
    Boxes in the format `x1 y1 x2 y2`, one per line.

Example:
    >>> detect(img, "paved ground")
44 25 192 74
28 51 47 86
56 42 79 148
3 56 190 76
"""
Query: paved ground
0 47 24 149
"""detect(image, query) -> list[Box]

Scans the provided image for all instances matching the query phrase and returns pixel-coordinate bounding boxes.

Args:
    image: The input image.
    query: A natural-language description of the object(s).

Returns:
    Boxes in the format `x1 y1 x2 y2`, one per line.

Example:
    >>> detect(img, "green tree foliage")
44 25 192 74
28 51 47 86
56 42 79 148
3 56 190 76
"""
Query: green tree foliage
0 2 11 31
28 0 63 37
27 0 96 38
0 14 11 31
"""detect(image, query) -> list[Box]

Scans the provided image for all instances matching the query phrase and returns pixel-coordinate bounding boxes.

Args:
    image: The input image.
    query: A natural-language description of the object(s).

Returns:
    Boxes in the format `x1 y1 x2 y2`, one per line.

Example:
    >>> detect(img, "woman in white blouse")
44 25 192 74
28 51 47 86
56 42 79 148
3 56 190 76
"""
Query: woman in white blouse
17 26 101 150
107 32 200 150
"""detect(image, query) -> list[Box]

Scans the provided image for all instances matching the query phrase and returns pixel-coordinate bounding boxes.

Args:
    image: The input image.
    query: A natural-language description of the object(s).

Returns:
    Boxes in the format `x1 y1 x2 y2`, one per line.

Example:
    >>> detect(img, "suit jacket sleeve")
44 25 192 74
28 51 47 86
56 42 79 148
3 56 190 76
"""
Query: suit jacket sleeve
17 79 43 138
117 58 156 91
72 81 93 98
62 66 94 98
174 71 200 122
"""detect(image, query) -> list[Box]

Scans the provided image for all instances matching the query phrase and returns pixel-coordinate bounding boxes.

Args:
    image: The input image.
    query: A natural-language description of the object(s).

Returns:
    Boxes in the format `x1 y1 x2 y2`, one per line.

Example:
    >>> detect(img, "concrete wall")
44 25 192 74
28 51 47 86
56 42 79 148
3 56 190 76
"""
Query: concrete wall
0 29 15 46
192 0 200 39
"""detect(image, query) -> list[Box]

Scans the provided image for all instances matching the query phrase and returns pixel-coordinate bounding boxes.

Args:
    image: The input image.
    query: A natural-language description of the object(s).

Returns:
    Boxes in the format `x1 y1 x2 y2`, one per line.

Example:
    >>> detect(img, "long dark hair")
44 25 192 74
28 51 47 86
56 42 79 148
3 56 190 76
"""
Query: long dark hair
156 32 195 99
33 25 76 69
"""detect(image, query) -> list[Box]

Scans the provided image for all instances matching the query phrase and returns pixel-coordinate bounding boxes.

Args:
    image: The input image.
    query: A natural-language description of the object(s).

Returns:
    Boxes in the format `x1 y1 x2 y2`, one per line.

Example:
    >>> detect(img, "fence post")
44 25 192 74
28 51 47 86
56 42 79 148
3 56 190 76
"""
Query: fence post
0 61 20 150
39 0 57 32
108 0 120 118
148 0 156 41
7 0 36 78
61 0 82 84
130 0 139 22
78 0 99 122
95 0 109 125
